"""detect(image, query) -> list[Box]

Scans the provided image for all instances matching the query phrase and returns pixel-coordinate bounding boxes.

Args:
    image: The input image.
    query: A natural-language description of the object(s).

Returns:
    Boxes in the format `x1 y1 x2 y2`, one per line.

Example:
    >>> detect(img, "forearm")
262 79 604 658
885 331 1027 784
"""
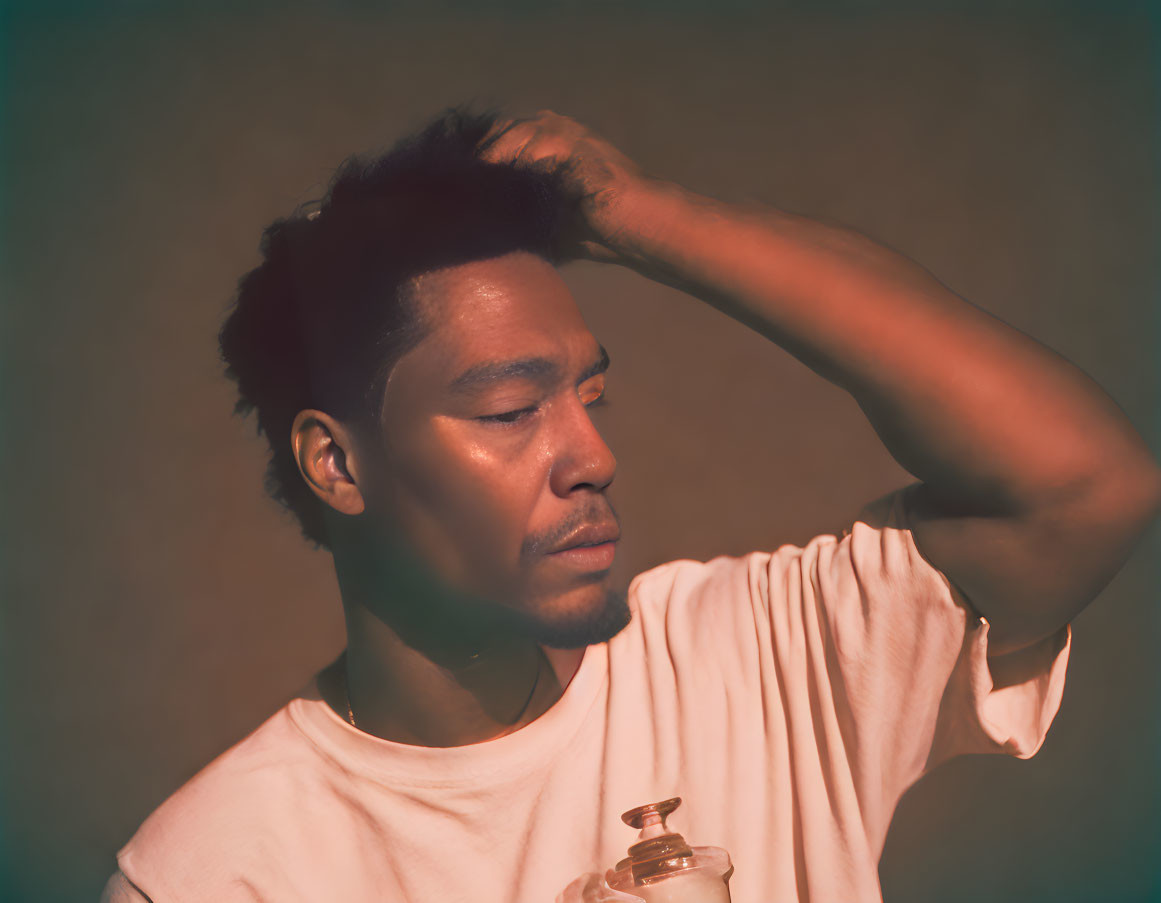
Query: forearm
603 177 1161 514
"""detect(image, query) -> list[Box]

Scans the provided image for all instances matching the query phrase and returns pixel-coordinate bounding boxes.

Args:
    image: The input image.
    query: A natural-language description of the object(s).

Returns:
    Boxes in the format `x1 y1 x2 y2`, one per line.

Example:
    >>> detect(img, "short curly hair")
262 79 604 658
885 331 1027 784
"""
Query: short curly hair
218 103 575 551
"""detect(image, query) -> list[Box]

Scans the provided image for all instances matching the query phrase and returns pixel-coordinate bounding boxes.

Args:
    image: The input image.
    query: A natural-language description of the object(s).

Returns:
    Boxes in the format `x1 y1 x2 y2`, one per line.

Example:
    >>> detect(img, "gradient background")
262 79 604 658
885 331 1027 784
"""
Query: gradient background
2 2 1159 901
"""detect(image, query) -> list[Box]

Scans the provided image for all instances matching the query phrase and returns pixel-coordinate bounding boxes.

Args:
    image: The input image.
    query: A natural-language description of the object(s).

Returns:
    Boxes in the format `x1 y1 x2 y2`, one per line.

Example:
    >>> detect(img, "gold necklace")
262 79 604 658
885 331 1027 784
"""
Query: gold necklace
342 647 547 731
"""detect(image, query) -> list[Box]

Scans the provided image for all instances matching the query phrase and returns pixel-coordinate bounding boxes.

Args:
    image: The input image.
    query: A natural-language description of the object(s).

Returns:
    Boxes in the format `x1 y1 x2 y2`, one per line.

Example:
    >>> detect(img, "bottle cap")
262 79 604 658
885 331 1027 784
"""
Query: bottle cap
619 797 695 885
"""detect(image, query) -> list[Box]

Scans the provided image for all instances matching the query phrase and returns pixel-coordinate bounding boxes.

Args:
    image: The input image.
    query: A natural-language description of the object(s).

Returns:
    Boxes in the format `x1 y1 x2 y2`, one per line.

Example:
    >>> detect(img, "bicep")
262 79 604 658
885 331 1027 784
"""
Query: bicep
903 478 1161 656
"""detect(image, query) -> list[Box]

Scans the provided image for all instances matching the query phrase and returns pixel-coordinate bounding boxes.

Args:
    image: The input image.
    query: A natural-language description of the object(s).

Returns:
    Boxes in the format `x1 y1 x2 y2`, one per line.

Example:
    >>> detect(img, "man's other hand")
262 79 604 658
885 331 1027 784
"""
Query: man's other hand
474 109 653 265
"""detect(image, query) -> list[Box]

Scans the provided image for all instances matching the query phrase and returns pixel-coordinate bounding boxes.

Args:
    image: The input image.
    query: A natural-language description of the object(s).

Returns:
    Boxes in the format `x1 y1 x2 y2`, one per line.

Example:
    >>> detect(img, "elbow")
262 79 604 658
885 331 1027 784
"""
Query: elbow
1081 460 1161 540
1145 467 1161 513
1113 462 1161 523
1073 446 1161 525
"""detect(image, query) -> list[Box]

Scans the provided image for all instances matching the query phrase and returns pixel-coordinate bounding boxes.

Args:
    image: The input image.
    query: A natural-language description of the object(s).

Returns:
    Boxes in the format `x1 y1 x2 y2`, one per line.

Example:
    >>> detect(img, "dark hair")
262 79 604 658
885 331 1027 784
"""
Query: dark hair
217 103 575 550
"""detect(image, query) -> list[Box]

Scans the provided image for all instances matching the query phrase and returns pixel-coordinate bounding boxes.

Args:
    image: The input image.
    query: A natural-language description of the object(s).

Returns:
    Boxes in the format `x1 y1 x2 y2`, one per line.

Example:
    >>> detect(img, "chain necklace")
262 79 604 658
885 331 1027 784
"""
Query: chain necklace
341 646 547 732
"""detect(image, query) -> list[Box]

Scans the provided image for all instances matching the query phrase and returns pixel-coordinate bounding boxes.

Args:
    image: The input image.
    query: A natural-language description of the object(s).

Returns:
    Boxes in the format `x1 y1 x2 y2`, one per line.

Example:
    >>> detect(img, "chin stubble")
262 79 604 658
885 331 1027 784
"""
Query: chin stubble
512 585 632 650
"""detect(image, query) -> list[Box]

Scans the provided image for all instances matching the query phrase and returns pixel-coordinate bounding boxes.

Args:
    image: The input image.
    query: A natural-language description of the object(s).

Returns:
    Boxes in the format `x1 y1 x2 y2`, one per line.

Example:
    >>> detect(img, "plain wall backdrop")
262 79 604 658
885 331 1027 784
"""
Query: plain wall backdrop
2 2 1158 901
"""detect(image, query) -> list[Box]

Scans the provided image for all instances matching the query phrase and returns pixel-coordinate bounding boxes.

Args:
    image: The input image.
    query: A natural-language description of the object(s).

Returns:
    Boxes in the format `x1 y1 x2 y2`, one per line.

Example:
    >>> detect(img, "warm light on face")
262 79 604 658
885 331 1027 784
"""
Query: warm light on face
364 251 629 647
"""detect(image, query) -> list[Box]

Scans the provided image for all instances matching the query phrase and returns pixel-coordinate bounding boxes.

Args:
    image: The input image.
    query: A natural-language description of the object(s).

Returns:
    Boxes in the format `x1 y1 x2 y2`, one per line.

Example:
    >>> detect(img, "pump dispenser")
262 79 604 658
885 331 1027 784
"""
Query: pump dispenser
603 798 734 903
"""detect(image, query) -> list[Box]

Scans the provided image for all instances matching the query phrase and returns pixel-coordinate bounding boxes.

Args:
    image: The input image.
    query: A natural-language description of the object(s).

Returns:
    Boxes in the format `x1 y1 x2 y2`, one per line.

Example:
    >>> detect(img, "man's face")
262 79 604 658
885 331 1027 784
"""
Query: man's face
356 250 629 648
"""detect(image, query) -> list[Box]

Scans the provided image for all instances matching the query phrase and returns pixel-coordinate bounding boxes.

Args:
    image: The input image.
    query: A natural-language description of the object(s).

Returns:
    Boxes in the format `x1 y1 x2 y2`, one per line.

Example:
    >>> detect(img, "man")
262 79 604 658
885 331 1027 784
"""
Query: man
101 104 1161 902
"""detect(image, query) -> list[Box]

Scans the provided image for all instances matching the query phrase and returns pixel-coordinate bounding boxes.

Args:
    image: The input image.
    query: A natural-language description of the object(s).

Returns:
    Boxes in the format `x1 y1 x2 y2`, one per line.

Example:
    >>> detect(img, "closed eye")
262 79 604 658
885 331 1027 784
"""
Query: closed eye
477 393 609 427
478 406 537 424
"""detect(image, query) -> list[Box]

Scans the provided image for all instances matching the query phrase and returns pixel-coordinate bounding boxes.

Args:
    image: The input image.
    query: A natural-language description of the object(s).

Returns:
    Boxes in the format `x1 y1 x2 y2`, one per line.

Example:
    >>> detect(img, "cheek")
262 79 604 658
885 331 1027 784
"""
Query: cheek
401 422 548 576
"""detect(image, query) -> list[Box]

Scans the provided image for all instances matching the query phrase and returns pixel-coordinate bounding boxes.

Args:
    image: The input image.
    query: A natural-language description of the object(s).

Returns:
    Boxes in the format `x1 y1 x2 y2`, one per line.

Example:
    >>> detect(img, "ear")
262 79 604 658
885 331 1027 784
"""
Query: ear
290 409 366 516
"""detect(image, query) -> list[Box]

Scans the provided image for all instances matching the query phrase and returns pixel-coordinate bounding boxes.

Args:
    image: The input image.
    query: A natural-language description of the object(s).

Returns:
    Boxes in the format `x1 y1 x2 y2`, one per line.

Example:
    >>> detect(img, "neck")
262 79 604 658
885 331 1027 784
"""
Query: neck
318 518 584 746
333 600 561 746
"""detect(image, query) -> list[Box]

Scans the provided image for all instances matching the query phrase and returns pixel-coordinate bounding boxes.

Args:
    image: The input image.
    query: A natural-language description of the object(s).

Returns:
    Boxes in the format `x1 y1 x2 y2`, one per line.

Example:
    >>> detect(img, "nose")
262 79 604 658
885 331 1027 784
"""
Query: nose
548 394 617 497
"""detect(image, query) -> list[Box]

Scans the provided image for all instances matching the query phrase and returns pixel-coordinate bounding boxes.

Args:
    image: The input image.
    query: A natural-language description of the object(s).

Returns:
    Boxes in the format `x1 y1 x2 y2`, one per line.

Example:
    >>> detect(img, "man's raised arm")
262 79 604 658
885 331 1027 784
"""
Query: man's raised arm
478 109 1161 657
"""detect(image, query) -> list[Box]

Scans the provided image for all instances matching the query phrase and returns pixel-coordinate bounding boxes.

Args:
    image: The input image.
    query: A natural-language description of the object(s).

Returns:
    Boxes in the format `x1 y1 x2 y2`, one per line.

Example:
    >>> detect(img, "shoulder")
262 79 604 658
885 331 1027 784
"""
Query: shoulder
627 531 840 618
621 489 925 650
117 692 327 891
626 486 918 605
622 539 826 657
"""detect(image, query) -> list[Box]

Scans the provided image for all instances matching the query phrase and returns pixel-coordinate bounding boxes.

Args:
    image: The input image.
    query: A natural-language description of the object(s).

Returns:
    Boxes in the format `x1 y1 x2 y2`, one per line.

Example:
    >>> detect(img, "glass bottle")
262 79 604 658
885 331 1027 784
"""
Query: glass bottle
603 797 734 903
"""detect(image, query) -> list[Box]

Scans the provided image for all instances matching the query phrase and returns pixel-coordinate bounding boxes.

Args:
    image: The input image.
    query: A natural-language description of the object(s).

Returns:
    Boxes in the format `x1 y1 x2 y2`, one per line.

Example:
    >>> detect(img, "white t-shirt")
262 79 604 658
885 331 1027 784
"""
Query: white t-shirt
101 485 1071 903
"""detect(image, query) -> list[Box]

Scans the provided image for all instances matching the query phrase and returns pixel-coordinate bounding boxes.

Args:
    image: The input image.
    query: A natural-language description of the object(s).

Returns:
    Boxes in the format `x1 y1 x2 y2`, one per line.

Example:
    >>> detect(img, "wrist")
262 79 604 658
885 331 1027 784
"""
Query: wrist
588 175 692 268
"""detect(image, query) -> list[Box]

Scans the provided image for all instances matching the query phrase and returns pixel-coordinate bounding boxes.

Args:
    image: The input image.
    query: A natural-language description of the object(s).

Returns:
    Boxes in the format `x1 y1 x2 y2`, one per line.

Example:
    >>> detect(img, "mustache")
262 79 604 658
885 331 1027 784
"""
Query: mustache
520 500 621 558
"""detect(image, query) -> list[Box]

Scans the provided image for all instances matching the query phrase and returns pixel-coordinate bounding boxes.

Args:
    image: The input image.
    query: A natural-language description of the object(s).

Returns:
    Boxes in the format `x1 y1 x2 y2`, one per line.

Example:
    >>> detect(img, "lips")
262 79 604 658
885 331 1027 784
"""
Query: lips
548 523 621 554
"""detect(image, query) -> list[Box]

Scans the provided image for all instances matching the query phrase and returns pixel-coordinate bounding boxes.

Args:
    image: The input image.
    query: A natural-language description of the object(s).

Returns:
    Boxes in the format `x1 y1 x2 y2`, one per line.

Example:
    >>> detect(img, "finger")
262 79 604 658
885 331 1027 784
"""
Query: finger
485 132 541 168
477 117 514 149
513 134 551 169
476 117 530 161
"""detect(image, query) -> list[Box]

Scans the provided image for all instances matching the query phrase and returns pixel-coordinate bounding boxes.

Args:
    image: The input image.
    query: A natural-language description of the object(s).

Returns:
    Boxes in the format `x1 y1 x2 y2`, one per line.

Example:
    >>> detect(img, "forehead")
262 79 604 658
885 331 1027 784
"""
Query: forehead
401 251 599 380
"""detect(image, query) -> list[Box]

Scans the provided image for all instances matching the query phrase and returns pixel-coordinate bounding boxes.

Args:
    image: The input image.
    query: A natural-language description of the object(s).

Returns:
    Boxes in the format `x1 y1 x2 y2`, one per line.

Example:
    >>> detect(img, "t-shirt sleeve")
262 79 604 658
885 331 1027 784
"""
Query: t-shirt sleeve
99 869 153 903
807 483 1071 838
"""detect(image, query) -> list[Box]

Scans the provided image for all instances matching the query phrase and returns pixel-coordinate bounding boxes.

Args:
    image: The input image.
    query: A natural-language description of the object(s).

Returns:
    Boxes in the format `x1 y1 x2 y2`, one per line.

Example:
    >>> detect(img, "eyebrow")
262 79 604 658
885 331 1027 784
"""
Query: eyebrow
448 343 610 394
